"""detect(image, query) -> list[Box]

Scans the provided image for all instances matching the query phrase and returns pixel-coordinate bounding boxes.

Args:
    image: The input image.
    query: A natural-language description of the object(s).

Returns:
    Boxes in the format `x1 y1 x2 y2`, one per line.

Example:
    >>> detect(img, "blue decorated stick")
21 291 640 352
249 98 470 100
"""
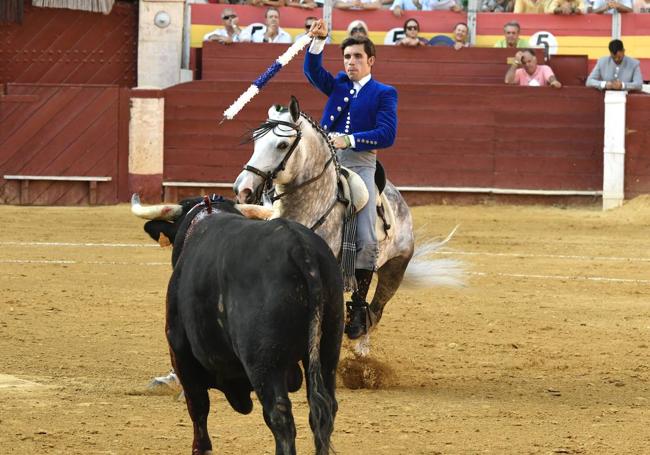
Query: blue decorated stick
222 34 313 122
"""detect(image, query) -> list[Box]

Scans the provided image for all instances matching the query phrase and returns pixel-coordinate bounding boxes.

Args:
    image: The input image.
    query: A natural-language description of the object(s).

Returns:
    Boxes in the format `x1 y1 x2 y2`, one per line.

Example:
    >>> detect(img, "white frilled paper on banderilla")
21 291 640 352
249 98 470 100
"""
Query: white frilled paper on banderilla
222 34 313 121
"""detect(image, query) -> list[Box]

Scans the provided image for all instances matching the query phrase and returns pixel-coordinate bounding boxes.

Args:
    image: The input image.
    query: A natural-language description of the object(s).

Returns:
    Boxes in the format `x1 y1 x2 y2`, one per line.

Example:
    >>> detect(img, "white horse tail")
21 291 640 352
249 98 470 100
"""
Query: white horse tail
400 226 465 289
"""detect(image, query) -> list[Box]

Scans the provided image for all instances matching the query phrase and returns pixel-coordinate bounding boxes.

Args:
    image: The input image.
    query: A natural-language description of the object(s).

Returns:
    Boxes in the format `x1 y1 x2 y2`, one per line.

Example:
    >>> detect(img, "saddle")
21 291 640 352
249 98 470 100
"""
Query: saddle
339 162 395 242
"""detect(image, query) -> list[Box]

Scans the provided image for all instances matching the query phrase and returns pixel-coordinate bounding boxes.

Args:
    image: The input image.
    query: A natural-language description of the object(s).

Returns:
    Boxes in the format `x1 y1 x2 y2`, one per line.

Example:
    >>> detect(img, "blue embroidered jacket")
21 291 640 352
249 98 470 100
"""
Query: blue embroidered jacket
304 50 398 152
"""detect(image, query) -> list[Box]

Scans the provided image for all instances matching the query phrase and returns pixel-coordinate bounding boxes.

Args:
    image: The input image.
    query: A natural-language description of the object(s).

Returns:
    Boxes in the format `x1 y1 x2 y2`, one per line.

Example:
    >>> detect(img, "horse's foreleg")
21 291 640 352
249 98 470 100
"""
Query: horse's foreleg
369 254 411 326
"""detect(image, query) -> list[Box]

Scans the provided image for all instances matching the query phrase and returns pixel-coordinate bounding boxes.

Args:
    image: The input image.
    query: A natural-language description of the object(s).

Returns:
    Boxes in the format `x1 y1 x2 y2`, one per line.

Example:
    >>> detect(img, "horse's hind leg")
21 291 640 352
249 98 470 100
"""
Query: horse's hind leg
254 371 296 455
370 253 412 326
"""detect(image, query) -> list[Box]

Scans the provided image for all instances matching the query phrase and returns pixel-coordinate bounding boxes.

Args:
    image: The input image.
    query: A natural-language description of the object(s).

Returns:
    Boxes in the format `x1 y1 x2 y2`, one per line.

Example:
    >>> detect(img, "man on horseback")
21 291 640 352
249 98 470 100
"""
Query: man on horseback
304 19 398 339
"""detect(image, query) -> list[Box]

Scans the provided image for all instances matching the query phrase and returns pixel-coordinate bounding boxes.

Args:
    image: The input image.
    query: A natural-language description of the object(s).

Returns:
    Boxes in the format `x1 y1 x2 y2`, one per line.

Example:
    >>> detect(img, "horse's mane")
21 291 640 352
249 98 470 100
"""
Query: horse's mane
244 111 338 163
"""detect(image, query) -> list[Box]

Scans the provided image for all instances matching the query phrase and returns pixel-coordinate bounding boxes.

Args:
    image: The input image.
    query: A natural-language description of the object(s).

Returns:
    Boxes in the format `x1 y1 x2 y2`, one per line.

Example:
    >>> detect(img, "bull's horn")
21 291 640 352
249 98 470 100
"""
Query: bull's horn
131 193 183 220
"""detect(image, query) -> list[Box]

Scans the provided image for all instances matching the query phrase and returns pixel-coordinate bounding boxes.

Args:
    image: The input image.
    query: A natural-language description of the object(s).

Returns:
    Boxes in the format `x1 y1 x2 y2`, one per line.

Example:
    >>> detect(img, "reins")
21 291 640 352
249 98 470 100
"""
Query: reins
245 112 345 231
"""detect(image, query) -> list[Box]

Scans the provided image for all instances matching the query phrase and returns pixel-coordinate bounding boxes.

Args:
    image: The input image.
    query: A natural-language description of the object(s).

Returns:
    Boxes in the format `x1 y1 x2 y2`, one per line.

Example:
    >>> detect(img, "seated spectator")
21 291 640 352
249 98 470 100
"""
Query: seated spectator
335 0 382 10
240 7 292 43
295 16 332 42
286 0 318 8
396 18 429 47
452 22 470 49
390 0 423 18
513 0 545 12
482 0 515 11
545 0 586 13
586 39 643 91
494 21 528 49
505 49 562 88
346 20 369 38
634 0 650 11
203 8 242 44
591 0 633 12
422 0 464 11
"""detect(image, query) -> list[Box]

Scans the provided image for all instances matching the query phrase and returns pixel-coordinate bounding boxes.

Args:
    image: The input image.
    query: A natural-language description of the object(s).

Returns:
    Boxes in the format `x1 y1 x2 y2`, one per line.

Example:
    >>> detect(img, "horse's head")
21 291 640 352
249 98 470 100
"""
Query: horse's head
234 96 309 204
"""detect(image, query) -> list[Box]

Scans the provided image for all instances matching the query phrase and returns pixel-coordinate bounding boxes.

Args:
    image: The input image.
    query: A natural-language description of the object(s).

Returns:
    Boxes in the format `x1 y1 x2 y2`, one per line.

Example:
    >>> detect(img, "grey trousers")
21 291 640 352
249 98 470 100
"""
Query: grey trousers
338 148 377 271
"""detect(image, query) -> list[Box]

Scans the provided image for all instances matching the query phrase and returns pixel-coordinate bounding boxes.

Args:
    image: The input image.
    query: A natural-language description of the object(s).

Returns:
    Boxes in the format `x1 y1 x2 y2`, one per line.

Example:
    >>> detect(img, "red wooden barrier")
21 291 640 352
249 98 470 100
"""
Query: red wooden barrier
0 84 129 205
625 94 650 198
163 79 604 198
201 43 589 87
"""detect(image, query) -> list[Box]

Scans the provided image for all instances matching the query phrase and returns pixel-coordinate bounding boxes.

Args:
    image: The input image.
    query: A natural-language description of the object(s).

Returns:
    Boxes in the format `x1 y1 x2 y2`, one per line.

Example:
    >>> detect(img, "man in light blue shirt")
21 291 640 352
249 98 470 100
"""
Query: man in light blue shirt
586 39 643 91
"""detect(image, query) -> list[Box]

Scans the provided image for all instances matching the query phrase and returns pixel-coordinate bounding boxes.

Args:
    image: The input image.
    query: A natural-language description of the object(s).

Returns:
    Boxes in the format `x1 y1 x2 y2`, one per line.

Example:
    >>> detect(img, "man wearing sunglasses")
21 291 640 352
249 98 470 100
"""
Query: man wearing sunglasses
203 8 242 44
304 19 398 340
295 16 331 43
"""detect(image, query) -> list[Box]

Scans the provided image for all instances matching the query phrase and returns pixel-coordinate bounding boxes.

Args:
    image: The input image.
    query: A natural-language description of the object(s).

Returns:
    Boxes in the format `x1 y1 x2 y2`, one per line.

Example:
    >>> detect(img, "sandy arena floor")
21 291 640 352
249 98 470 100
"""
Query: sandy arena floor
1 198 649 454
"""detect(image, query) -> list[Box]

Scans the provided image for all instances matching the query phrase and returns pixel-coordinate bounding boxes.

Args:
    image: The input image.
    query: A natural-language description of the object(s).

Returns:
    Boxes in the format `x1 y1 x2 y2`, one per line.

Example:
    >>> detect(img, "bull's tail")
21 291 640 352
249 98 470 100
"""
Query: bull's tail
292 243 336 455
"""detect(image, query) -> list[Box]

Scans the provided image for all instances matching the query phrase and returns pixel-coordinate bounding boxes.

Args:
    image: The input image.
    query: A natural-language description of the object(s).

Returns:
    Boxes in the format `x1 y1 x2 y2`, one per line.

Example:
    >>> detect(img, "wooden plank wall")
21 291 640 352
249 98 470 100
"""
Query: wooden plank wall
201 43 589 87
0 1 137 87
625 94 650 198
163 79 604 193
0 84 129 205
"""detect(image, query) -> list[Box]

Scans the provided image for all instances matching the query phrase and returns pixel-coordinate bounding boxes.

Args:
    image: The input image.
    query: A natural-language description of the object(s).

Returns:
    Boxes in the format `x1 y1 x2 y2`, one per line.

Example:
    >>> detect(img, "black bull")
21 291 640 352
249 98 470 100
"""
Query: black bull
165 199 344 454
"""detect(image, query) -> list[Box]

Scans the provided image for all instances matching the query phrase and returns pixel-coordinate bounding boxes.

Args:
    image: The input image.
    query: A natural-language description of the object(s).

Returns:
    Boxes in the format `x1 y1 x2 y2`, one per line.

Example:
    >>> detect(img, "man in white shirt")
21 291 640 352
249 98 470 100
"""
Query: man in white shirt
241 7 292 43
202 8 242 44
591 0 633 12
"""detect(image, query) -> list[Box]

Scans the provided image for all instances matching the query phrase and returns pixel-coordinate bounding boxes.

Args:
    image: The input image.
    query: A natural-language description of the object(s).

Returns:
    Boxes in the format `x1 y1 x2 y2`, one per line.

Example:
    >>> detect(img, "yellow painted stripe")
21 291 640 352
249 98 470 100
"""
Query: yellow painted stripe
193 25 650 60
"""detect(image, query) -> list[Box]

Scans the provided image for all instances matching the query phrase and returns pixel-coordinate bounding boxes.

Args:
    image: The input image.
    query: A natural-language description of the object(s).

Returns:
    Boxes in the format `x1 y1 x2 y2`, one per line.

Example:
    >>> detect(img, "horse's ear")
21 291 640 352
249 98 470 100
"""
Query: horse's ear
289 96 300 122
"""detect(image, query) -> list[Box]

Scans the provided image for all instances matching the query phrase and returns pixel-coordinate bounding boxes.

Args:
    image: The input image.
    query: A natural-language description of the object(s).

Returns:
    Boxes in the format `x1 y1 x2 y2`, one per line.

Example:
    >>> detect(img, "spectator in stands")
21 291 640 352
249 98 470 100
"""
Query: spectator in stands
202 8 242 44
396 18 429 47
241 7 292 43
494 22 528 49
586 39 643 91
390 0 423 18
505 49 562 88
286 0 318 8
591 0 633 13
513 0 545 12
634 0 650 10
422 0 464 11
335 0 382 10
347 20 369 39
250 0 285 7
452 22 470 49
296 16 332 42
482 0 515 11
545 0 587 13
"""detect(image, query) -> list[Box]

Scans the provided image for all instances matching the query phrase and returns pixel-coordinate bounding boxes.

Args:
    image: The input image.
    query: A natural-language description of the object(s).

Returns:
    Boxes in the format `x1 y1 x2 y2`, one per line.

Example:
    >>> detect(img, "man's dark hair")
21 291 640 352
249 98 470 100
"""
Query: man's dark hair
265 6 279 18
341 36 376 59
609 39 625 54
521 48 537 58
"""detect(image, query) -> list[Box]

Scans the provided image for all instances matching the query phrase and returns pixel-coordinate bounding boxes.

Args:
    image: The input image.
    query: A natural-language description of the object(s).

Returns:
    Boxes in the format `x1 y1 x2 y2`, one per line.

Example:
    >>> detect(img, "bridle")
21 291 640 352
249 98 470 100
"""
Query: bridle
244 112 343 230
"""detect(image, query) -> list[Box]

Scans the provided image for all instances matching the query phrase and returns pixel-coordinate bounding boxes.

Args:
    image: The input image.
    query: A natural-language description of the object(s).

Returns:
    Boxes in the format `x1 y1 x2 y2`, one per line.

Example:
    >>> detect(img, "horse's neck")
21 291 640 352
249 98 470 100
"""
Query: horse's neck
273 162 338 227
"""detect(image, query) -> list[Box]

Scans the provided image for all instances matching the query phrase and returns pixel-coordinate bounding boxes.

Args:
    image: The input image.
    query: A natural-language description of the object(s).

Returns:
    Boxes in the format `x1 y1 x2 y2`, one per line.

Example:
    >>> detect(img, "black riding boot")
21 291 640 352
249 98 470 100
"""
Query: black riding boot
345 269 374 340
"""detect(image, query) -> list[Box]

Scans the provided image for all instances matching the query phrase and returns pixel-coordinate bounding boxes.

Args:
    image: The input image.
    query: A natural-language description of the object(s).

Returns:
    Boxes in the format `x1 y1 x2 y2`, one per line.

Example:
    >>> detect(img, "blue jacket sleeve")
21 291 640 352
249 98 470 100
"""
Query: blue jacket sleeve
304 50 335 97
351 86 398 151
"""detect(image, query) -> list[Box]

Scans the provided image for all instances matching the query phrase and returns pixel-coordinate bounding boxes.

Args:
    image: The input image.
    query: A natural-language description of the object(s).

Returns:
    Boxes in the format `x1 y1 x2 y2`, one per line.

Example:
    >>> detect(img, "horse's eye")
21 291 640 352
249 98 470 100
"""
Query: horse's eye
277 142 289 150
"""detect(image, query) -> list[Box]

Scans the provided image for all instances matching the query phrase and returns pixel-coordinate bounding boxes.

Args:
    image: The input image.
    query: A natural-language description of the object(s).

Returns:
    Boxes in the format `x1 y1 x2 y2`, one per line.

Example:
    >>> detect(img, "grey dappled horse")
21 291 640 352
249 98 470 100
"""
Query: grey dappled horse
234 97 462 355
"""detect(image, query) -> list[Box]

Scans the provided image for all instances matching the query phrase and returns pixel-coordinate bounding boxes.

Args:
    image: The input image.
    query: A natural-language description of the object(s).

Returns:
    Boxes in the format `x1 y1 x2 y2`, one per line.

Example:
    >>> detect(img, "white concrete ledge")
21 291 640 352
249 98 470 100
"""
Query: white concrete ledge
162 181 601 196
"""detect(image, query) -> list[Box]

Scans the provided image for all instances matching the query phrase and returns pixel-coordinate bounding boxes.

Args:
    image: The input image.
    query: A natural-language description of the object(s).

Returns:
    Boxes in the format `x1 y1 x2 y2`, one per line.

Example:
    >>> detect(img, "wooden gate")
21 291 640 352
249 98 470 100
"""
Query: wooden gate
0 83 129 205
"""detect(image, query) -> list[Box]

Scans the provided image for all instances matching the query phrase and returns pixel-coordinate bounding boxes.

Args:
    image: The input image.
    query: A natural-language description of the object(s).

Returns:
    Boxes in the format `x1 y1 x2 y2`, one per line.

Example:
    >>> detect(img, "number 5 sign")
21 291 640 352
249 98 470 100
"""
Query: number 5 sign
529 31 559 56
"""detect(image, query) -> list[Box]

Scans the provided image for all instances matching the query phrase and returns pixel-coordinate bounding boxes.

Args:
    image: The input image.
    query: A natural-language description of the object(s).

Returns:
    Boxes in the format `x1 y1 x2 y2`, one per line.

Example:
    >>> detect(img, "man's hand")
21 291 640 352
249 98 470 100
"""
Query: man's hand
605 80 623 90
550 80 562 88
330 135 349 149
309 19 328 39
513 51 524 66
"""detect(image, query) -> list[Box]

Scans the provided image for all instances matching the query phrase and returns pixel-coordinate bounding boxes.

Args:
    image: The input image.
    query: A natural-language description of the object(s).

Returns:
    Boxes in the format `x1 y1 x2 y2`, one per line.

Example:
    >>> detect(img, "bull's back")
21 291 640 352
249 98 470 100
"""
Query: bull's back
170 214 340 373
